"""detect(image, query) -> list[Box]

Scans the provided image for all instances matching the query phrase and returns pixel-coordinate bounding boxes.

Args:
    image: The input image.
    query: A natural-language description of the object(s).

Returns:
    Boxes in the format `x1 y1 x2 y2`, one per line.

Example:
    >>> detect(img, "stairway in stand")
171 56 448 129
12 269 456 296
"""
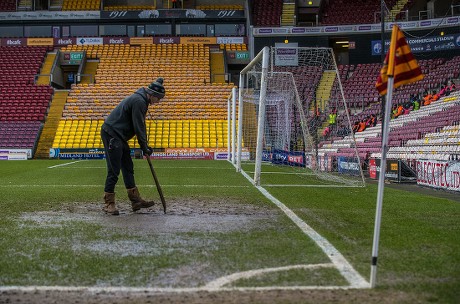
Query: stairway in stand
315 70 336 112
386 0 409 21
281 1 295 26
34 90 69 159
36 53 56 85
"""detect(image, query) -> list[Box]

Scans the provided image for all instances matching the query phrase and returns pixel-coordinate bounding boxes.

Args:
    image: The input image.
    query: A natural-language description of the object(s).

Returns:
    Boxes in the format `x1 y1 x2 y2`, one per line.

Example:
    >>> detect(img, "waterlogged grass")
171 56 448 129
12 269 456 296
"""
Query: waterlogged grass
0 160 328 287
0 159 459 303
265 181 460 303
232 267 349 287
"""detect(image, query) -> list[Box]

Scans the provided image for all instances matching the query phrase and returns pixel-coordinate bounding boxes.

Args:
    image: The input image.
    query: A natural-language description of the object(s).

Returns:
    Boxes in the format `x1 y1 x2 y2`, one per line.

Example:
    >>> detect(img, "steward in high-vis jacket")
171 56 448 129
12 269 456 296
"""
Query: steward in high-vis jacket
101 78 166 215
328 112 337 126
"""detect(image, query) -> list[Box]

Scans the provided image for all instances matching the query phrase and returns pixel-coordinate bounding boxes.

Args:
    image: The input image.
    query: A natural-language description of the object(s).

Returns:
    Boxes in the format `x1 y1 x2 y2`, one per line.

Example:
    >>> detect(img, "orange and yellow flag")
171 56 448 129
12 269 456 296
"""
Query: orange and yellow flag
375 25 424 96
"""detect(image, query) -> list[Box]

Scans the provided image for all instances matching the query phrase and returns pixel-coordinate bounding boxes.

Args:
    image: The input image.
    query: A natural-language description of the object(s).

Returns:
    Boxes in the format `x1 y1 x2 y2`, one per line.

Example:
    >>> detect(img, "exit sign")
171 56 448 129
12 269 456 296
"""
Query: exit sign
70 52 84 60
236 52 249 59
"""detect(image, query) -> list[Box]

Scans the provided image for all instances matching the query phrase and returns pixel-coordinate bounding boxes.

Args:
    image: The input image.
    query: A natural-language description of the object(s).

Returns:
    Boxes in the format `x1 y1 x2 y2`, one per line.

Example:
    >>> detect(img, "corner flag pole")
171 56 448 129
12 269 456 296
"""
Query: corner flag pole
371 24 423 287
370 24 398 288
370 76 394 288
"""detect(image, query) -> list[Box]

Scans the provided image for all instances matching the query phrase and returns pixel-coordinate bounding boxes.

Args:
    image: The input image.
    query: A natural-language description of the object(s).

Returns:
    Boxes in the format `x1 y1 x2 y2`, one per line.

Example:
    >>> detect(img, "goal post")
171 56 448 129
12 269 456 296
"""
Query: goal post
230 46 366 187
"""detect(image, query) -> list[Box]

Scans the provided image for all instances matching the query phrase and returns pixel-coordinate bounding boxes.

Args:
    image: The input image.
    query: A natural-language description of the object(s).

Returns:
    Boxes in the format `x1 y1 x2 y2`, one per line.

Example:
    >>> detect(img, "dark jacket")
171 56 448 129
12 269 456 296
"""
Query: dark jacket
102 88 150 151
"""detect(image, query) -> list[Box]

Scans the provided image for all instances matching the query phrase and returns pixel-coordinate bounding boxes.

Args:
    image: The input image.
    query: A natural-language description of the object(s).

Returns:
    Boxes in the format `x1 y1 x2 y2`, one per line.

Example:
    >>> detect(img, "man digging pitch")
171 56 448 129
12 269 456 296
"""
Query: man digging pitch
101 78 166 215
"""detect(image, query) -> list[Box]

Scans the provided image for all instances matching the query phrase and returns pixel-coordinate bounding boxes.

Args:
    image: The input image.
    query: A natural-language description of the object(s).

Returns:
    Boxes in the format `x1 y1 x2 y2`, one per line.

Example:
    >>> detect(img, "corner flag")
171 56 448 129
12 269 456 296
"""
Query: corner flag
375 25 424 96
370 24 423 288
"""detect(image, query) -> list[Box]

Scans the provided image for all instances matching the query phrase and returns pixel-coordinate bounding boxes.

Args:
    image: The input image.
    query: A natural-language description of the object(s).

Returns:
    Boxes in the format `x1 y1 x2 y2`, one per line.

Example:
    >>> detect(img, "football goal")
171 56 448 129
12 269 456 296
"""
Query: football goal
229 46 365 187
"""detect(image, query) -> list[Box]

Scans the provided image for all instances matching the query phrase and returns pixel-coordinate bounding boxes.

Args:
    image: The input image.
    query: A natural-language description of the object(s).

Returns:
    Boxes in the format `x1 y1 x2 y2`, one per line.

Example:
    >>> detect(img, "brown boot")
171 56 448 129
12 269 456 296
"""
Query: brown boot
103 192 119 215
127 187 154 211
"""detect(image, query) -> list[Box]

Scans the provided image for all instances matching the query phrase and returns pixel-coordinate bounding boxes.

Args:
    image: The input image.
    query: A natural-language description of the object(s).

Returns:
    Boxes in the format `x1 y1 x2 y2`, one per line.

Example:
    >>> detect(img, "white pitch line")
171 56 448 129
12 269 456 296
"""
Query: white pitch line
239 169 370 289
51 166 236 170
263 184 360 188
1 161 368 293
205 263 335 288
260 171 314 176
0 184 250 188
0 284 364 294
47 160 84 169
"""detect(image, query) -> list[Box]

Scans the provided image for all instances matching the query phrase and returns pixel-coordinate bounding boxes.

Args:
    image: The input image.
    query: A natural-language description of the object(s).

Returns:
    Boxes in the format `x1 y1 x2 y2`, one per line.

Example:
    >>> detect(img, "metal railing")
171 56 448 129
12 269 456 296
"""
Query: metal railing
34 74 53 84
418 10 432 20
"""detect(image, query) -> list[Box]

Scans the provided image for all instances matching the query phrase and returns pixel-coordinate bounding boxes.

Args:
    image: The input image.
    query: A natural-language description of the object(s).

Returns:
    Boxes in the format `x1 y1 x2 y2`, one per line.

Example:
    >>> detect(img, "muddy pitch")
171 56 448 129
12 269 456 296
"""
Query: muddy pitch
21 198 279 234
2 198 427 303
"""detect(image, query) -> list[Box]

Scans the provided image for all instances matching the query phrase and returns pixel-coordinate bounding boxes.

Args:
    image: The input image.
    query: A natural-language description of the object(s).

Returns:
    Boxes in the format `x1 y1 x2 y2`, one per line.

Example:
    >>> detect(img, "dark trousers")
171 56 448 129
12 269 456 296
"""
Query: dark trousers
101 129 135 193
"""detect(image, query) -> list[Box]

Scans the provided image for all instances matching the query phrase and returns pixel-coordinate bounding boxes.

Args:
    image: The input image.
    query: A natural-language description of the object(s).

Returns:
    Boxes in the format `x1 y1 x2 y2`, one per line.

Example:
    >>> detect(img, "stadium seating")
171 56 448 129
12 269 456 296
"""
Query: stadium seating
328 56 460 118
321 0 397 25
0 121 41 149
0 46 52 122
318 91 460 166
252 0 283 27
62 0 101 11
0 46 53 150
0 0 16 11
197 5 244 10
54 43 233 149
103 5 155 11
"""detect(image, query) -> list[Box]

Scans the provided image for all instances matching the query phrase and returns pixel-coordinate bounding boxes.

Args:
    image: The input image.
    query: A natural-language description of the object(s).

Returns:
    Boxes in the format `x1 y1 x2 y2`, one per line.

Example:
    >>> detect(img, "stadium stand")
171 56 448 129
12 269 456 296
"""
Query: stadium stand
252 0 283 27
0 0 16 12
0 121 41 149
322 0 394 25
197 4 244 10
103 5 156 11
62 0 101 11
318 91 460 167
52 43 233 149
0 0 458 170
0 46 53 150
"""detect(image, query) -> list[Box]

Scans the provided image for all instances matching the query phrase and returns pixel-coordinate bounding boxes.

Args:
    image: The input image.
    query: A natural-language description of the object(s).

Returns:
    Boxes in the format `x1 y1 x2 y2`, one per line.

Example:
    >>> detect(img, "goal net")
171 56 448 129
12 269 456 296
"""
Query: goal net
231 46 365 187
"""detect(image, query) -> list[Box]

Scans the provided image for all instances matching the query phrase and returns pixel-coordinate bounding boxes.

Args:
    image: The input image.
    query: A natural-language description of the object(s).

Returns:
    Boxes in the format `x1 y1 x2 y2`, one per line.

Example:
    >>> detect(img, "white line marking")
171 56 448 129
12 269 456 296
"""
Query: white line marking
205 263 335 288
47 160 83 168
1 161 369 292
0 285 364 294
239 169 370 289
0 184 250 188
49 166 234 170
263 184 360 188
245 171 316 175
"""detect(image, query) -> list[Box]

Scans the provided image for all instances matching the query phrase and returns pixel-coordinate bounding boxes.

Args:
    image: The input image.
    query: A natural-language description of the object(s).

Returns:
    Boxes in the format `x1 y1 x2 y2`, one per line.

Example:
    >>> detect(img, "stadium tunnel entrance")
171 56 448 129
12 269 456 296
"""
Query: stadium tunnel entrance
330 37 350 66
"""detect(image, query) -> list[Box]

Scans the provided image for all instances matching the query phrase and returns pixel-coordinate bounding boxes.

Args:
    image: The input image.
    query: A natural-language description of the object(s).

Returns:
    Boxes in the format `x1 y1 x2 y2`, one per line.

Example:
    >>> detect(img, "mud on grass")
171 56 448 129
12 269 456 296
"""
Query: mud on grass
0 287 433 304
0 197 332 288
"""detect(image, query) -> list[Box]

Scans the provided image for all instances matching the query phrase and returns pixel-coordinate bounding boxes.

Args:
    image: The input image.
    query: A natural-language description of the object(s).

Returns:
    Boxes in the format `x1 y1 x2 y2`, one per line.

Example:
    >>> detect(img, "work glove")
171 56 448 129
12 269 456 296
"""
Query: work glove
143 146 153 156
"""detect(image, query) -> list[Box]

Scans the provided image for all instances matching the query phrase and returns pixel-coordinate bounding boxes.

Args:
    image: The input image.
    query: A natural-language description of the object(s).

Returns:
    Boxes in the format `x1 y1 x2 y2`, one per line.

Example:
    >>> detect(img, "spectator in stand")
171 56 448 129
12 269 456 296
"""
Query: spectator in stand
352 121 360 133
404 97 413 110
439 82 449 97
430 90 440 102
412 93 421 110
403 100 411 115
393 103 404 118
357 119 367 132
448 80 456 92
391 104 398 119
369 114 377 127
328 110 337 127
322 126 330 140
423 90 433 106
316 106 322 117
365 115 372 128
